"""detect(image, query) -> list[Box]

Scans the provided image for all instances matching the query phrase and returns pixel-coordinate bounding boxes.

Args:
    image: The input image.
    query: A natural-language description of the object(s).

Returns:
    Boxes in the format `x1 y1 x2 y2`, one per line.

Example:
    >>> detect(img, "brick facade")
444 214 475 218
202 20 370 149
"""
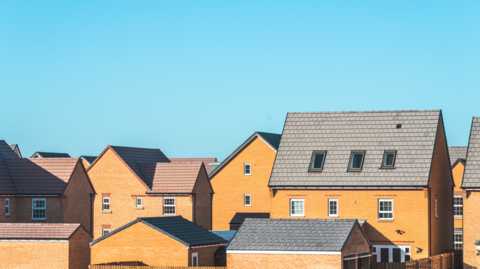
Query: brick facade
463 191 480 268
227 253 341 269
452 163 464 229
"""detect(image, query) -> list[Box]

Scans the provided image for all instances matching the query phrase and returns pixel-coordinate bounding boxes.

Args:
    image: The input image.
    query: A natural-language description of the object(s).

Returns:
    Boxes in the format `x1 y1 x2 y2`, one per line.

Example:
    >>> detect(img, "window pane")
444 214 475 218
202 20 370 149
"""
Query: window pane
312 153 325 169
165 199 175 205
329 201 337 215
392 248 401 262
292 201 303 215
384 153 395 166
350 153 364 169
245 195 251 205
245 164 251 174
454 207 463 216
405 255 411 261
380 248 390 262
454 197 463 206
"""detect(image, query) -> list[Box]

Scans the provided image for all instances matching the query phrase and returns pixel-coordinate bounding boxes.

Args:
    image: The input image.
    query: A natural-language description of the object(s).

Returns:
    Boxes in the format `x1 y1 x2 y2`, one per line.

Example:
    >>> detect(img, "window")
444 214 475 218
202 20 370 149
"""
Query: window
244 194 251 207
454 233 463 250
374 245 410 262
5 199 9 215
454 196 463 217
290 199 304 217
244 163 251 175
378 199 393 220
382 151 396 167
309 151 327 171
192 252 198 267
136 197 142 207
102 229 110 236
328 199 338 217
163 197 176 215
102 197 110 211
348 151 365 171
32 199 46 220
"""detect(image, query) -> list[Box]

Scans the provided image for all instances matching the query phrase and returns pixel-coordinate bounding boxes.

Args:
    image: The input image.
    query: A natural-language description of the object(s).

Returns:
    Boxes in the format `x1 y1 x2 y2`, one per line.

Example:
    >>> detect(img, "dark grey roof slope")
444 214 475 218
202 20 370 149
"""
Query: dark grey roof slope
227 218 359 252
230 213 270 224
210 132 281 177
80 156 97 165
449 147 467 166
269 110 442 187
462 118 480 188
31 152 71 158
0 141 20 159
90 216 226 247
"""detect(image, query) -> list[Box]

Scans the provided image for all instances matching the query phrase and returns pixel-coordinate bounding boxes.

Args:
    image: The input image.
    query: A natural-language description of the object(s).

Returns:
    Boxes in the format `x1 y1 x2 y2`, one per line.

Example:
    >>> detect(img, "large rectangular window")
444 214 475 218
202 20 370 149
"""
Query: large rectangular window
163 197 176 215
348 151 365 171
328 199 338 217
378 199 393 220
244 194 251 207
454 196 463 217
373 245 410 262
5 199 10 215
290 199 304 217
309 151 326 171
102 197 110 211
32 199 46 220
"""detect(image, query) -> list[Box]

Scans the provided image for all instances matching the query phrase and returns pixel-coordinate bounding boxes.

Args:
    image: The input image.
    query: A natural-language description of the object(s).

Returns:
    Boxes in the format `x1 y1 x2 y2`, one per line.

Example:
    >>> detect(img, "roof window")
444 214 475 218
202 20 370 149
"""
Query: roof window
396 124 402 129
382 151 397 168
348 151 365 171
309 151 326 171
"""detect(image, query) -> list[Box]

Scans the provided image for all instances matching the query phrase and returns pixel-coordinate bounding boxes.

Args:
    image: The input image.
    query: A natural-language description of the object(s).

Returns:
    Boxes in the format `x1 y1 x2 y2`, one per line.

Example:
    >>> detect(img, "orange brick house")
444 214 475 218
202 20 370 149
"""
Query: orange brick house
0 223 91 269
90 216 226 267
268 110 454 262
209 132 281 230
227 218 371 269
87 145 215 239
449 146 467 250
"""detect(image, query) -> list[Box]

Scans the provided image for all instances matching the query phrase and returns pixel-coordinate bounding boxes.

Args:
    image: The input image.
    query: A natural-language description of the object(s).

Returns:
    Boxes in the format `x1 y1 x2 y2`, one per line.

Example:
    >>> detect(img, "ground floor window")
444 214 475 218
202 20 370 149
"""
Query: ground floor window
192 252 198 267
373 245 411 262
454 233 463 250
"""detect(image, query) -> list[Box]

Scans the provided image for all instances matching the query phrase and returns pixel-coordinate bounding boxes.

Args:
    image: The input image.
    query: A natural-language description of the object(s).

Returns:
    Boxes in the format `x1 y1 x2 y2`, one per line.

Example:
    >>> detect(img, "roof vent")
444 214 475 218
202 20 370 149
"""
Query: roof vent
396 124 402 129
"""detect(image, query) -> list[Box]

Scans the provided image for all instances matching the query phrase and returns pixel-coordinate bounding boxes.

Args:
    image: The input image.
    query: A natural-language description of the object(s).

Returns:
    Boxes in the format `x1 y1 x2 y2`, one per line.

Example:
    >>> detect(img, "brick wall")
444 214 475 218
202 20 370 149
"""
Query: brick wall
188 246 219 266
0 240 69 269
227 253 342 269
452 163 464 228
0 196 15 222
69 227 92 269
91 222 189 266
211 137 276 230
14 196 63 223
463 191 480 268
342 223 371 257
193 165 213 230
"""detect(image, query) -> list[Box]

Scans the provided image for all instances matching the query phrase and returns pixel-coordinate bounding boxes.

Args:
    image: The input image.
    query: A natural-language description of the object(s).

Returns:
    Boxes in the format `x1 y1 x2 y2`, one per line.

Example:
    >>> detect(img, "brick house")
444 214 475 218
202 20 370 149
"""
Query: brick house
90 216 226 266
268 110 454 262
87 145 215 239
209 132 281 230
227 218 371 269
31 151 71 158
0 223 91 269
449 146 467 250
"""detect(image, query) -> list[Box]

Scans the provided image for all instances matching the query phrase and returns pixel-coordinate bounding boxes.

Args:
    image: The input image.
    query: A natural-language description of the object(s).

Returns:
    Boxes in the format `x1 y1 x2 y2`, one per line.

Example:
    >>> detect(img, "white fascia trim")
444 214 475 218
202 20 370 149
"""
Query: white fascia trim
257 135 278 152
0 239 68 242
226 250 341 255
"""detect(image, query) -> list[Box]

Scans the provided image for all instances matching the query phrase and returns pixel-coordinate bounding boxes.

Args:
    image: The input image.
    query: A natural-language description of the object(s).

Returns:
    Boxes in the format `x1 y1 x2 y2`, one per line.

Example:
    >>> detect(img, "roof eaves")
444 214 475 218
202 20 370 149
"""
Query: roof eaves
89 218 142 246
256 132 280 152
139 218 191 247
61 159 83 195
425 110 442 188
268 113 289 188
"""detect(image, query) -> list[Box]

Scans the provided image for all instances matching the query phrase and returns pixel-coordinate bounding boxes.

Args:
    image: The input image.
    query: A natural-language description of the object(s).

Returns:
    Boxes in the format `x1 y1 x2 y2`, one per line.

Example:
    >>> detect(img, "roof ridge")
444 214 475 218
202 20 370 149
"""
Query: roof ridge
287 109 441 114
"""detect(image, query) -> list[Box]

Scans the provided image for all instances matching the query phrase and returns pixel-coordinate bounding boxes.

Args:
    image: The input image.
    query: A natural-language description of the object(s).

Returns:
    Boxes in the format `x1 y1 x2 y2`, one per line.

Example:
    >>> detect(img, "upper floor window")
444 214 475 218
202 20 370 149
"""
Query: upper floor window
328 199 338 217
290 199 304 217
5 199 10 215
136 197 142 208
102 197 110 211
163 197 176 215
309 151 326 171
378 199 393 220
382 151 397 167
244 194 251 207
348 151 365 171
102 229 110 237
454 196 463 217
244 163 251 175
32 199 46 220
454 233 463 250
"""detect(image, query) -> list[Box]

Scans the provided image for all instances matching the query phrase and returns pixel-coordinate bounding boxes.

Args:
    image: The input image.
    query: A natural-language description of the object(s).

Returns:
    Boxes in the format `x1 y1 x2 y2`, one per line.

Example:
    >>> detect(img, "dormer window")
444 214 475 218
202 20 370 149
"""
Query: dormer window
382 151 397 168
348 151 365 171
309 151 326 171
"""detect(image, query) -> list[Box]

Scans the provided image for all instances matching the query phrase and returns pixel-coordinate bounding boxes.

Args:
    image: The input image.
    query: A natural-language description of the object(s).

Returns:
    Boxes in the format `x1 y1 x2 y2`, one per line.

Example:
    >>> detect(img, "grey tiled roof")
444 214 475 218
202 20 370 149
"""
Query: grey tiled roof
227 218 358 251
31 152 71 158
449 147 467 166
0 141 20 159
269 110 441 187
462 118 480 188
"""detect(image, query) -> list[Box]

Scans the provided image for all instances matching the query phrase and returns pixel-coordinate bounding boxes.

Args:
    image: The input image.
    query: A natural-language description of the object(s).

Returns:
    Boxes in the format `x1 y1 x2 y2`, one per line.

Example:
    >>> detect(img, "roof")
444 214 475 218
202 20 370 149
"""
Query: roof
227 218 359 252
462 117 480 188
230 213 270 224
169 158 217 174
90 216 227 247
0 140 20 159
80 156 97 165
269 110 442 187
31 152 71 158
449 147 467 166
0 223 81 239
138 162 204 193
210 230 237 242
210 132 282 177
0 158 80 195
8 144 22 158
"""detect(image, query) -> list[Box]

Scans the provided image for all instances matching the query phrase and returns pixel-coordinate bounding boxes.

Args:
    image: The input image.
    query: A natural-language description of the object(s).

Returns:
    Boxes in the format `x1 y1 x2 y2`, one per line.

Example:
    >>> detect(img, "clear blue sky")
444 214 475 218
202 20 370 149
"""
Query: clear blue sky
1 1 479 160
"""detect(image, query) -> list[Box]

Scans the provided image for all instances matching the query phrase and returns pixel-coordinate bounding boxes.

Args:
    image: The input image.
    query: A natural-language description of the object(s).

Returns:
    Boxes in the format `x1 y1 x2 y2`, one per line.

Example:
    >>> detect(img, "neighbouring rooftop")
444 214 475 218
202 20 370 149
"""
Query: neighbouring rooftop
0 223 81 239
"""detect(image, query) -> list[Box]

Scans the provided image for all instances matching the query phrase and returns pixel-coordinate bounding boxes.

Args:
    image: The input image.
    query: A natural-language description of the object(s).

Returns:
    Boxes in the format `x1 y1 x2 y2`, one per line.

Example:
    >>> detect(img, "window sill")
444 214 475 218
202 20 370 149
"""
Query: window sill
328 215 339 218
347 169 362 172
101 210 112 214
379 167 396 170
135 207 144 210
4 215 10 217
163 214 176 216
290 215 305 217
454 216 463 219
308 169 323 172
378 219 394 222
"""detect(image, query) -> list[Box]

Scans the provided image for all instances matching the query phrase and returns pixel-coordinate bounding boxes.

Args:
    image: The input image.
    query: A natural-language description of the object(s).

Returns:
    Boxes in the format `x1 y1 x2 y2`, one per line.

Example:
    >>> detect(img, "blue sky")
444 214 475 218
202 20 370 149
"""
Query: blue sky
1 1 479 160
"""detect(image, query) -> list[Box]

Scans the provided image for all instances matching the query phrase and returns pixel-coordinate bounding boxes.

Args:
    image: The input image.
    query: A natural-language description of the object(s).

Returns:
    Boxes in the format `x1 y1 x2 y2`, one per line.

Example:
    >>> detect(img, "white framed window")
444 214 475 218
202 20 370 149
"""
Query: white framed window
32 198 46 220
5 199 10 215
328 199 338 217
136 197 142 207
163 197 175 215
373 245 411 262
102 197 110 211
244 194 251 207
378 199 393 220
454 196 463 217
192 252 198 267
348 151 365 171
244 163 251 175
454 233 463 250
102 229 110 236
290 199 304 217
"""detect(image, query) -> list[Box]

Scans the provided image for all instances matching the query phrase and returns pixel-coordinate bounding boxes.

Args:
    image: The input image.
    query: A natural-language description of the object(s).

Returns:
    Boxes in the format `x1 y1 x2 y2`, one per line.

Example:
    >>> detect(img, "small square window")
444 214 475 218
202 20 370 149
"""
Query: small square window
244 194 251 207
136 197 142 207
382 151 397 167
309 151 326 171
290 199 304 217
102 229 110 236
244 163 251 175
348 151 365 171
